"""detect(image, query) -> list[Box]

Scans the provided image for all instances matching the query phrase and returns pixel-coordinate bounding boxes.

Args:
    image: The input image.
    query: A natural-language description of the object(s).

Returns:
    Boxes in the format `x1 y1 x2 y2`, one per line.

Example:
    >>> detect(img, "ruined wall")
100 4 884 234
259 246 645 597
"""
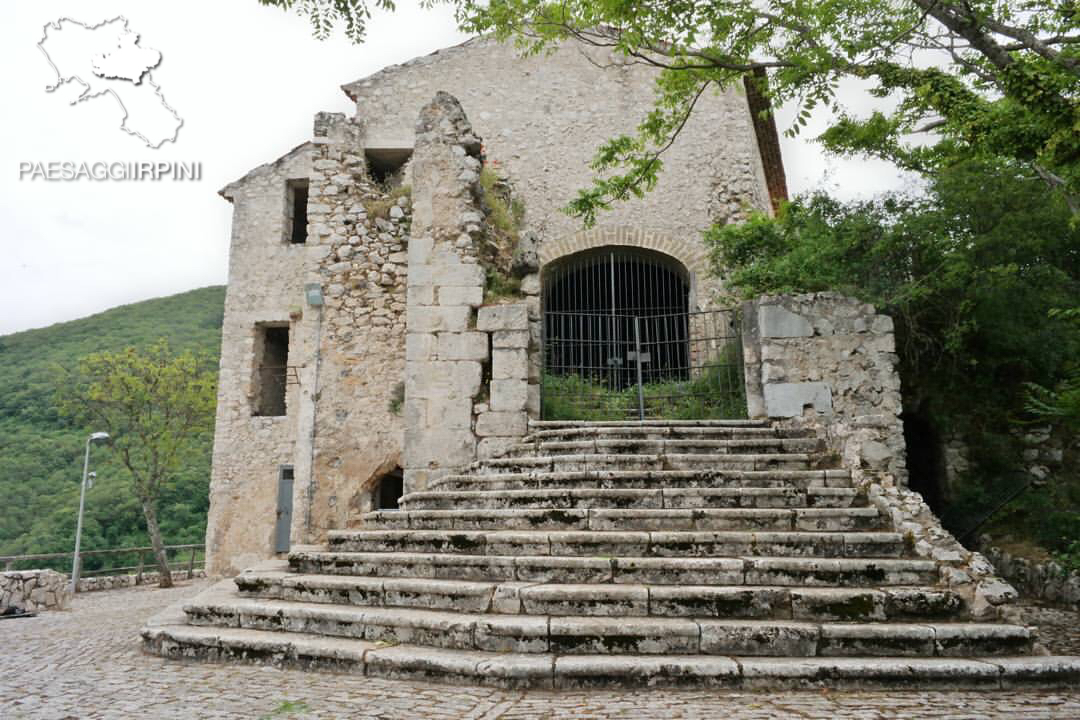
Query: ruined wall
206 145 313 576
208 35 778 574
404 93 530 493
208 115 412 576
344 37 772 271
300 113 410 538
742 293 1019 618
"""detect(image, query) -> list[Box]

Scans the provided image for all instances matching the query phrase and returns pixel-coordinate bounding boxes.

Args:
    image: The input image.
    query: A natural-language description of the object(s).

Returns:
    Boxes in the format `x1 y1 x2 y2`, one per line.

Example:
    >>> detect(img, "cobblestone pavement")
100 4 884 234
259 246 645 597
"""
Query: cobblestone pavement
2 580 1079 719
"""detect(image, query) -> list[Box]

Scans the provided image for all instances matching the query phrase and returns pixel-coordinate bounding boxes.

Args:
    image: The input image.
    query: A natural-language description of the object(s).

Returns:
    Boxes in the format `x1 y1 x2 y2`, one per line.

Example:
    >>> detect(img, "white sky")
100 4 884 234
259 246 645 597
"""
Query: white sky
0 1 912 335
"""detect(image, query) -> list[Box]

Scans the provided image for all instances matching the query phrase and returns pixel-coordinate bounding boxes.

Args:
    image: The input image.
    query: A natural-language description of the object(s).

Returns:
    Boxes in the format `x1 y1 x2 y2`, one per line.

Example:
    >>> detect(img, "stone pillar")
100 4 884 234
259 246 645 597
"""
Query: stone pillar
404 93 488 494
476 304 530 458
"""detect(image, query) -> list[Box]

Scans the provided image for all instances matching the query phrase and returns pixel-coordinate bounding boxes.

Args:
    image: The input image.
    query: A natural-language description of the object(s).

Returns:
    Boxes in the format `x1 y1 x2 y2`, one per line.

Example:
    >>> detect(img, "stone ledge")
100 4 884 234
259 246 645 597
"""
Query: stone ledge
142 623 1080 690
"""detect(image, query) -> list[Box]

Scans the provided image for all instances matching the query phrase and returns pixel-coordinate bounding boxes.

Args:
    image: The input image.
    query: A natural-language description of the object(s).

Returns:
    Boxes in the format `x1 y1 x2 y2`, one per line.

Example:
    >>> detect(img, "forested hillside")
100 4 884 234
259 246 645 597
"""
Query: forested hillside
0 287 225 563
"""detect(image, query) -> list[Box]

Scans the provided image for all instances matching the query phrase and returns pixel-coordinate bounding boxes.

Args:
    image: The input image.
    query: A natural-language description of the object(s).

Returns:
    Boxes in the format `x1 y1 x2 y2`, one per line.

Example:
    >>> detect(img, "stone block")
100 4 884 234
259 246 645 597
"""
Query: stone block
406 428 476 468
526 383 540 416
424 397 474 430
476 411 528 438
408 306 472 334
490 378 528 412
699 620 819 656
408 236 434 265
477 437 519 459
493 348 528 380
764 382 832 418
409 263 485 287
437 332 489 361
407 285 435 306
492 330 529 349
759 305 814 338
405 333 437 362
406 360 482 399
438 286 484 308
477 304 529 332
491 582 532 614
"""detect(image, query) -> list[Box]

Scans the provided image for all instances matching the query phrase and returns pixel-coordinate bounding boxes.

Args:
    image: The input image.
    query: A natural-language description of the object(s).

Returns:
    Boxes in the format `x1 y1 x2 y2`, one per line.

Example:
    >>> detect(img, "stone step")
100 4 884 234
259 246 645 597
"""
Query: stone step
431 469 853 493
472 453 813 475
505 438 821 459
359 507 886 533
401 487 860 512
524 425 814 442
181 594 1032 658
143 622 1080 689
528 420 771 429
289 550 937 586
236 571 966 622
328 529 901 558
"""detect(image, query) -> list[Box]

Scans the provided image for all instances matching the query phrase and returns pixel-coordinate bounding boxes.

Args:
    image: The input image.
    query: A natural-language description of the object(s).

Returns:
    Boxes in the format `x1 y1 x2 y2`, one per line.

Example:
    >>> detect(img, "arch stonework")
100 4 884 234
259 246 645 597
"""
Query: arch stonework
538 226 716 310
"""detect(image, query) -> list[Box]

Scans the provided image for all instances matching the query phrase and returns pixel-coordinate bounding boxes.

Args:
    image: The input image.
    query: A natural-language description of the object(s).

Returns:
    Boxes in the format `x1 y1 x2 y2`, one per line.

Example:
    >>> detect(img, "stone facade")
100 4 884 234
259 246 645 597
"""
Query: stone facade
741 293 1018 618
1 570 70 613
343 37 773 241
206 36 777 576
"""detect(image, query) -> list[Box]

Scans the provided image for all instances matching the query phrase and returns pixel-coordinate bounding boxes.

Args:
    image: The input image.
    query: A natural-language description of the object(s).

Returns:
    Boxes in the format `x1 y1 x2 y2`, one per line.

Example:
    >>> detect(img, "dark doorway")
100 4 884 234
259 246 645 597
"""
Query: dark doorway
904 412 947 514
373 467 404 511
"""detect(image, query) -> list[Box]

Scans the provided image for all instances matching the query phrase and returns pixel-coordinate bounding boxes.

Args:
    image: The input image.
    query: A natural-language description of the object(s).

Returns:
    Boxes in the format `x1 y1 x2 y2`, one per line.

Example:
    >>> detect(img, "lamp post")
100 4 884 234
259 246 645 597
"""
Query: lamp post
71 432 109 592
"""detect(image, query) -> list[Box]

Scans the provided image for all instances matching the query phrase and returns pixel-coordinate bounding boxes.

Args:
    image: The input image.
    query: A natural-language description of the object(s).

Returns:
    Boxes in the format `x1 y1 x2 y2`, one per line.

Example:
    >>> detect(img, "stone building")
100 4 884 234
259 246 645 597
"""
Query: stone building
205 37 787 576
151 35 1080 689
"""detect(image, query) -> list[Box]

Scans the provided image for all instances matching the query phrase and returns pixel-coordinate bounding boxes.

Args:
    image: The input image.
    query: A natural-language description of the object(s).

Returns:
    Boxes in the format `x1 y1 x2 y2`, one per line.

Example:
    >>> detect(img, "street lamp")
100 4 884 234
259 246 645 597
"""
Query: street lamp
71 432 109 592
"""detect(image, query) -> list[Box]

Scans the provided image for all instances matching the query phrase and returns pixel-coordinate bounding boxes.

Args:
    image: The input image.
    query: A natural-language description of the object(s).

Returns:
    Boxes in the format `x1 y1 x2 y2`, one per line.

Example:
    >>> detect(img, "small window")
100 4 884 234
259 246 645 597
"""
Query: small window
373 467 404 511
286 179 309 244
254 324 289 416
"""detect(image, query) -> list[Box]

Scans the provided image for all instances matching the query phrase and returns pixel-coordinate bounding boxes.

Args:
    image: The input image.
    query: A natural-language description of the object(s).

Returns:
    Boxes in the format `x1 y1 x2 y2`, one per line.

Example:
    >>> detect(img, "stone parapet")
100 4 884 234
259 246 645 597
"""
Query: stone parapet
1 570 70 613
741 293 1019 619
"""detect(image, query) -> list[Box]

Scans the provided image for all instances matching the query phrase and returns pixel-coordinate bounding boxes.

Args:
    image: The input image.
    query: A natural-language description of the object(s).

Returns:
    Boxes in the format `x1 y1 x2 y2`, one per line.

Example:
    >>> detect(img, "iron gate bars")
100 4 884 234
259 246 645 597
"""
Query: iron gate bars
541 308 747 421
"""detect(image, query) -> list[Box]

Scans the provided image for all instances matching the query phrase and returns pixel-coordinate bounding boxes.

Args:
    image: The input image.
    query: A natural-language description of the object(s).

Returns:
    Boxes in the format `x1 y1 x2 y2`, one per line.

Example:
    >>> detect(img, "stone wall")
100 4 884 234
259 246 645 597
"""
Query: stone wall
1 570 70 613
742 293 1018 618
404 93 531 494
344 37 773 247
978 537 1080 610
75 569 206 593
300 113 409 537
206 144 314 576
208 116 412 576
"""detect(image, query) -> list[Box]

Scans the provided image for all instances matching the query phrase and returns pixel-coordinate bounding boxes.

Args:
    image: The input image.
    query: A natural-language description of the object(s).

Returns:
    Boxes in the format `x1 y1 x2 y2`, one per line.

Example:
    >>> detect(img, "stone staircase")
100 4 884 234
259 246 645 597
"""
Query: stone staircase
143 420 1080 689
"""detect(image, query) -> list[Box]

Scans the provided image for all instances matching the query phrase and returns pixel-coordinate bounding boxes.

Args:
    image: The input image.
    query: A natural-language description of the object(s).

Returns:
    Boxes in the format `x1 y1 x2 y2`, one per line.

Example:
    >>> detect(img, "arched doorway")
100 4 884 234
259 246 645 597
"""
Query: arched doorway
541 247 745 420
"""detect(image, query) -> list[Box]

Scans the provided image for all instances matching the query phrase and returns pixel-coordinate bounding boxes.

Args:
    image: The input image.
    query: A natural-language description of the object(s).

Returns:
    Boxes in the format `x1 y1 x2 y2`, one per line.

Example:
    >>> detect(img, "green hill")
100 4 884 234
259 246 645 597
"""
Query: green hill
0 286 225 568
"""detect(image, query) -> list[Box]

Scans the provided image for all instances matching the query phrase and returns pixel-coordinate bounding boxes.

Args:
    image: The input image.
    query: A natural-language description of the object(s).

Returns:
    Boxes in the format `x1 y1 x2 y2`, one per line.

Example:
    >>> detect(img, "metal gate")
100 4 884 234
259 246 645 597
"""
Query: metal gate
541 308 747 420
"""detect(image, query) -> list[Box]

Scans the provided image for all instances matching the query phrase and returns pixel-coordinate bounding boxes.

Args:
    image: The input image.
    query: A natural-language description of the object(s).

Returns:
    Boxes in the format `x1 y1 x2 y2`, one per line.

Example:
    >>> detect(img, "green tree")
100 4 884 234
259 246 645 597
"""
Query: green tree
708 158 1080 550
1026 308 1080 430
259 0 1080 219
58 340 217 587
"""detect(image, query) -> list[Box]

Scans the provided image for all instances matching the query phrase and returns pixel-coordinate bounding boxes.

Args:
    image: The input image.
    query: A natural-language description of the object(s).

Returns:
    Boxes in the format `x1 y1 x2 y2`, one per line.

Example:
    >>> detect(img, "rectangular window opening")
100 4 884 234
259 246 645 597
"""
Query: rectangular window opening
286 179 309 244
254 324 290 416
365 148 413 188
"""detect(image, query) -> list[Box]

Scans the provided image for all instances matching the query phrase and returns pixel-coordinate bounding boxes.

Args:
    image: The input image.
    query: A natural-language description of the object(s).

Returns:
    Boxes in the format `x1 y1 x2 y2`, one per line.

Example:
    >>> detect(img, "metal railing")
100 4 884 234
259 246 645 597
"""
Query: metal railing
1 544 205 586
542 308 747 421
